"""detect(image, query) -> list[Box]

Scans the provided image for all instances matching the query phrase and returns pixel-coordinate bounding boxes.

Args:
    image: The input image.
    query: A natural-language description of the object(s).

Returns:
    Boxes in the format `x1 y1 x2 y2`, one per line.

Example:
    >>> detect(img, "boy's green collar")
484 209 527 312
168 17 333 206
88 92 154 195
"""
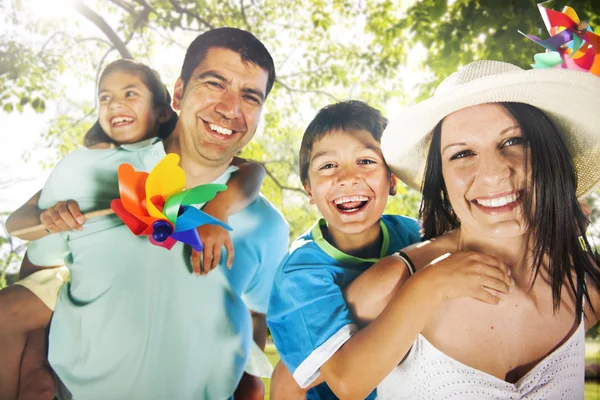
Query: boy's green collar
311 218 390 264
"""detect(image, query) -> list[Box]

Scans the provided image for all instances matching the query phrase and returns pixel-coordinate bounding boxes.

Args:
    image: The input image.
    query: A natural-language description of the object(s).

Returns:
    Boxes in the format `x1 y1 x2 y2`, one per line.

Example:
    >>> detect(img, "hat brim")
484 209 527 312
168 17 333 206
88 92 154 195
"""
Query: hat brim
382 67 600 198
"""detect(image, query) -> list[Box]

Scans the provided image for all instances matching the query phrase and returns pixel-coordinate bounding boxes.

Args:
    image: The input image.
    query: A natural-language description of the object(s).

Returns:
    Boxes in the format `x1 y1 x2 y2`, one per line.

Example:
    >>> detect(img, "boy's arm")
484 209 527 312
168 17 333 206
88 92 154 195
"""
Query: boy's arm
318 251 513 400
192 158 266 274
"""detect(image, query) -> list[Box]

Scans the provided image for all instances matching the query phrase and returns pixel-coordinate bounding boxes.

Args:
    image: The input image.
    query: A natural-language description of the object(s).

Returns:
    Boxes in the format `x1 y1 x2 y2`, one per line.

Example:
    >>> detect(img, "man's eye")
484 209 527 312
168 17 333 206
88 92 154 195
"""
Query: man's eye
206 81 223 89
449 150 473 160
244 95 261 105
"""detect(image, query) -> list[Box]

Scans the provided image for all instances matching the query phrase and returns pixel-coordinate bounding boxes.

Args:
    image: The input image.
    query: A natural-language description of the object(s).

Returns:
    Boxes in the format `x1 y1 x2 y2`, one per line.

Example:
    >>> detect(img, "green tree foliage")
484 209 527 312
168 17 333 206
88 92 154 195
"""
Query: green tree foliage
1 0 599 244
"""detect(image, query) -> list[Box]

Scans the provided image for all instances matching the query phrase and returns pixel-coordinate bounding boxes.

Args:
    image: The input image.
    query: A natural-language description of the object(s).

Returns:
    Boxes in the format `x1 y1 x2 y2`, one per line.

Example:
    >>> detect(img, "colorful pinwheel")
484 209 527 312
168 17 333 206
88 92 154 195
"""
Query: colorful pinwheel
111 153 231 252
520 3 600 76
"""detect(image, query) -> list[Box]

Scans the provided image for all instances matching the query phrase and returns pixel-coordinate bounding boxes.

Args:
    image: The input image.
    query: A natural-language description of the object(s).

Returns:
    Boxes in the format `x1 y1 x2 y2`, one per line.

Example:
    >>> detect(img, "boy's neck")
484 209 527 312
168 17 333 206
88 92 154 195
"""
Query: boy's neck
323 221 383 259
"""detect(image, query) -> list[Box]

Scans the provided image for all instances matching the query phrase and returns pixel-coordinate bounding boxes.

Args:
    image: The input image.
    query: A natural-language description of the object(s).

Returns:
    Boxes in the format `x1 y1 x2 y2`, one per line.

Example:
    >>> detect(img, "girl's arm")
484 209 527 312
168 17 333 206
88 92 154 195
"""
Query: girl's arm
319 251 513 400
192 158 266 275
6 191 85 241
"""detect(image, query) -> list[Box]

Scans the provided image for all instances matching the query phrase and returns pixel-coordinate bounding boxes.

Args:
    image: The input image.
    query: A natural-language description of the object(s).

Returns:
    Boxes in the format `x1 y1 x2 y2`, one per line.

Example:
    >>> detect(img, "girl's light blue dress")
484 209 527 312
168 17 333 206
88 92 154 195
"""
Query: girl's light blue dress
28 139 251 399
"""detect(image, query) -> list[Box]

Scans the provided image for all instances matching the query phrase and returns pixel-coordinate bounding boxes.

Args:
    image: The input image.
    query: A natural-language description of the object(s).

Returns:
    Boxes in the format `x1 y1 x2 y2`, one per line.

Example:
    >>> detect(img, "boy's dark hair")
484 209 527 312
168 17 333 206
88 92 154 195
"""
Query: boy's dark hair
180 27 276 97
299 100 388 185
83 59 177 147
420 101 600 323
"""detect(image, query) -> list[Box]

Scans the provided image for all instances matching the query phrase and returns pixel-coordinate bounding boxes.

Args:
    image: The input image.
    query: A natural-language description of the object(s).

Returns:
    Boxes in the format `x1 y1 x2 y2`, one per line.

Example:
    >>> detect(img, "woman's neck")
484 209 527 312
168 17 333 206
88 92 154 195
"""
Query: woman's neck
456 228 537 286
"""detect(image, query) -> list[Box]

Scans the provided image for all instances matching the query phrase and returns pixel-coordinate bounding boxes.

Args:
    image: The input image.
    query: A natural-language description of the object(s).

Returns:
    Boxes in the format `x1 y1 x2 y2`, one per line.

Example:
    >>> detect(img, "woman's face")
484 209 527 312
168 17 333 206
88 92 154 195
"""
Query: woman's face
440 103 530 239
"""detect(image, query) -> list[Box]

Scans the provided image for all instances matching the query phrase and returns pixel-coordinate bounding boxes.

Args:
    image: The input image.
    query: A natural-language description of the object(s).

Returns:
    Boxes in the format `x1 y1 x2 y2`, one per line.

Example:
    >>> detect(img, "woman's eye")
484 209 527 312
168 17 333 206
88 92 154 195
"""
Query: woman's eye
449 150 473 160
502 137 526 148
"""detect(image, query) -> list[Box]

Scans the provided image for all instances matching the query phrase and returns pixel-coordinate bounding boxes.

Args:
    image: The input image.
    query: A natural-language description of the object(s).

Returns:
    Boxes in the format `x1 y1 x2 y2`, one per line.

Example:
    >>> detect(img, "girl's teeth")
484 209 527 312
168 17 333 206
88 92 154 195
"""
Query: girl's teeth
209 123 233 135
476 192 519 208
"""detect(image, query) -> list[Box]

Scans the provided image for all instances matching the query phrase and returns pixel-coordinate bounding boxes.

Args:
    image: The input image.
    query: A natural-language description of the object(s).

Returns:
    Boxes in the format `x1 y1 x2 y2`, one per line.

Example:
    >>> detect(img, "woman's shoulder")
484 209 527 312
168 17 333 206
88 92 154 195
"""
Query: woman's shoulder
402 230 460 271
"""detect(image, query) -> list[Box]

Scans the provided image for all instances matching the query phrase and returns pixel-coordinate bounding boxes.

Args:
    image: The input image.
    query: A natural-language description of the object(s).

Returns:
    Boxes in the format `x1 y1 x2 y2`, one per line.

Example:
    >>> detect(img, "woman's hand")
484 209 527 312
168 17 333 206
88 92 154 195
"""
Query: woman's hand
39 200 85 232
420 251 514 305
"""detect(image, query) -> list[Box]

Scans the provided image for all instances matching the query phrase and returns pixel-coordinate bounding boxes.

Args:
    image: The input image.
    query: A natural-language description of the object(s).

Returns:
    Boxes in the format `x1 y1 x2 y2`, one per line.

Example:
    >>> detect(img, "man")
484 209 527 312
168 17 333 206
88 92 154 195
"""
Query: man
20 27 288 399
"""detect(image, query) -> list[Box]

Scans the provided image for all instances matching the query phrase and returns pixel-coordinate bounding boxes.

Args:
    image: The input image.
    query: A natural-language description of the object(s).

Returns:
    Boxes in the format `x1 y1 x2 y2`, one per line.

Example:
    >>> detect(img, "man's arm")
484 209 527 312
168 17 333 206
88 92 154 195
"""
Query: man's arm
251 310 267 350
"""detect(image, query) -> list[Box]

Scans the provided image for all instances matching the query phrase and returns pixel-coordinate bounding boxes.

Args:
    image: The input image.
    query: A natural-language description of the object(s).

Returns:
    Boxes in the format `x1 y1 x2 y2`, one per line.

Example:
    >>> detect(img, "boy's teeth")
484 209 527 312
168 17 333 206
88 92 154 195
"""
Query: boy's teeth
334 195 369 205
475 192 519 208
209 123 233 135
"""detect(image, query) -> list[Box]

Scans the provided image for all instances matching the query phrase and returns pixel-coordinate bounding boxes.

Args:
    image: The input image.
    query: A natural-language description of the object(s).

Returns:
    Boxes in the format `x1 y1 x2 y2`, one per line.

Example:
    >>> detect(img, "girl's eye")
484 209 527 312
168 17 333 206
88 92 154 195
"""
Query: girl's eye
125 91 137 97
501 137 526 148
449 150 474 161
358 159 376 165
99 95 110 102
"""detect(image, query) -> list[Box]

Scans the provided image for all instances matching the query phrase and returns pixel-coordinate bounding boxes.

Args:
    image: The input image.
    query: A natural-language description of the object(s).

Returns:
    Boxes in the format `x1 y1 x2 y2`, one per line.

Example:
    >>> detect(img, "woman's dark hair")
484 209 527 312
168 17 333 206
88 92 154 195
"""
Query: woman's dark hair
420 102 600 320
83 59 178 147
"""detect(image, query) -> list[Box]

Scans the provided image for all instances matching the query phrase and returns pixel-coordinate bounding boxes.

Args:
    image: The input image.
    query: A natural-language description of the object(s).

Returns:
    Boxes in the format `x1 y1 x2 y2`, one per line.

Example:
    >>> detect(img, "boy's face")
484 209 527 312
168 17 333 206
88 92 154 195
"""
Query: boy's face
304 129 395 236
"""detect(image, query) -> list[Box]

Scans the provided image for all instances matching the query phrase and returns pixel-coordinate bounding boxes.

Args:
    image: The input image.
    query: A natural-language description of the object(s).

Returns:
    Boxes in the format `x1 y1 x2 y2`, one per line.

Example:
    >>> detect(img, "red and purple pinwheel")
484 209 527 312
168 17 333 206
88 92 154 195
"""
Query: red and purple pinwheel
110 153 231 252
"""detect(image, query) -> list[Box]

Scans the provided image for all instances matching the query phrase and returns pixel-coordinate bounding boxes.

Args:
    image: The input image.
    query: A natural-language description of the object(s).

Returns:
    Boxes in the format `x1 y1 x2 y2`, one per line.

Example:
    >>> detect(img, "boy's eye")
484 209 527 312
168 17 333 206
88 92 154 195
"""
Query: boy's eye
449 150 474 161
319 163 336 170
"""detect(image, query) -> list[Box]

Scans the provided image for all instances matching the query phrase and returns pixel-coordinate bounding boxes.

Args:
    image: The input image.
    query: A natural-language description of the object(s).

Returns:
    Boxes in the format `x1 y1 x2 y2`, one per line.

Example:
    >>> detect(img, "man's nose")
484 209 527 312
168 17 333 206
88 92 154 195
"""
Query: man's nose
215 91 241 120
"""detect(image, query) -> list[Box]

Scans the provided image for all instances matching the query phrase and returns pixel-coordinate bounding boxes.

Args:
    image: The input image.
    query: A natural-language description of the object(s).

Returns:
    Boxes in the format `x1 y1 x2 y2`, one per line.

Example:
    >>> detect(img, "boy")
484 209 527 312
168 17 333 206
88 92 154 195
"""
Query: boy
267 100 421 399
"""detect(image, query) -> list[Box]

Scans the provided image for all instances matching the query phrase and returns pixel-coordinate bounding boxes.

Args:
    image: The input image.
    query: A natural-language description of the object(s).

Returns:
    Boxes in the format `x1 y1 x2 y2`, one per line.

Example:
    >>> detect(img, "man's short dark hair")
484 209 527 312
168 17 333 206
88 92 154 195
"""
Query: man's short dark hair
180 27 276 97
298 100 388 186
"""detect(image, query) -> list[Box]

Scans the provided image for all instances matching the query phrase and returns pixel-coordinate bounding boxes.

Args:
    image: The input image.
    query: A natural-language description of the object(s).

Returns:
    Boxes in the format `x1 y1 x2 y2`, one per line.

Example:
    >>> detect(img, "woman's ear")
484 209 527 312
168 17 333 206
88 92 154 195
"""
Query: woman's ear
389 174 397 196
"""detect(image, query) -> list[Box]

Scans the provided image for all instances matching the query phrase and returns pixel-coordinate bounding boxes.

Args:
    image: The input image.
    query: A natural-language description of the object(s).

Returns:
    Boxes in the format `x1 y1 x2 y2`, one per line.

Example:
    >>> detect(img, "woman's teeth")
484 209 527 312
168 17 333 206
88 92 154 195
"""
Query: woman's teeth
209 123 233 135
475 192 520 208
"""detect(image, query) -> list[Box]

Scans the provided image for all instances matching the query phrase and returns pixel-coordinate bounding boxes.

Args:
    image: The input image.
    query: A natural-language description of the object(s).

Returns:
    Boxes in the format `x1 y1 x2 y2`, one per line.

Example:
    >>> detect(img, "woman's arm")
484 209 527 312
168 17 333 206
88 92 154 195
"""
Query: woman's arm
320 251 513 399
192 158 266 274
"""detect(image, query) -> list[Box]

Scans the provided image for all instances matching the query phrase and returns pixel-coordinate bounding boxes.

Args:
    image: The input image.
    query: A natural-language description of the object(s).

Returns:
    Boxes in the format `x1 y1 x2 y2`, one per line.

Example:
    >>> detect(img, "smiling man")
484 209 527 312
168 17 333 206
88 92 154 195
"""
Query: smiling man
19 28 289 400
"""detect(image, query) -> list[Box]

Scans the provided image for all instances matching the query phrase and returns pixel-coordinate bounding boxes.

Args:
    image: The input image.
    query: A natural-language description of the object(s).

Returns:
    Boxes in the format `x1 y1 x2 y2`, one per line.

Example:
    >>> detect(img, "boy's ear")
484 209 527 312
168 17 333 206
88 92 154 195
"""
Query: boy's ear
304 183 316 205
389 174 397 196
172 78 184 111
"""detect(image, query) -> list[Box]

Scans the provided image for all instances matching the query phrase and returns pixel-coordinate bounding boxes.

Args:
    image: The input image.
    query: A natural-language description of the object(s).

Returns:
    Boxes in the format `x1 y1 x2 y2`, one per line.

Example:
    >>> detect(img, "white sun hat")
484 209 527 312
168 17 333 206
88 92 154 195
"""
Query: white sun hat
382 60 600 198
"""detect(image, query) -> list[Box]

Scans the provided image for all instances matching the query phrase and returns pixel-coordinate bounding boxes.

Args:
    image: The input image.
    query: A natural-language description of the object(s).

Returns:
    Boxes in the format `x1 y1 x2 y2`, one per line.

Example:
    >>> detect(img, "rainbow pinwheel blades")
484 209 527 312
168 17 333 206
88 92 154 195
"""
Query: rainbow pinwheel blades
520 3 600 76
110 153 232 252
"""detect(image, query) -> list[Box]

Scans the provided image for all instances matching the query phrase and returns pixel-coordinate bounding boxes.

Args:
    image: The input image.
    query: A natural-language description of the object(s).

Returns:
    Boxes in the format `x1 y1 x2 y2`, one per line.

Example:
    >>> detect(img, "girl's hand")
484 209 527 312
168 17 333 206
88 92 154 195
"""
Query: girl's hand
420 251 514 305
190 223 234 276
40 200 85 232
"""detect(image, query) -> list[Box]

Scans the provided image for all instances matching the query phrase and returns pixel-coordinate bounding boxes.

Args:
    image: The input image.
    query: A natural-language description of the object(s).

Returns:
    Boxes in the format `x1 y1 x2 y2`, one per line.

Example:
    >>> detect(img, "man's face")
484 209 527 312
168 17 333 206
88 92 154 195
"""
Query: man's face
173 47 269 166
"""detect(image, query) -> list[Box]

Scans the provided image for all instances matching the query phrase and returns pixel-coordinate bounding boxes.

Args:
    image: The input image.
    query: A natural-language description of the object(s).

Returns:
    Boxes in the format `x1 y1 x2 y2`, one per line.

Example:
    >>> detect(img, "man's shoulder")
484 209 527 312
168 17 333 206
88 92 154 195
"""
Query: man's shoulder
232 194 289 231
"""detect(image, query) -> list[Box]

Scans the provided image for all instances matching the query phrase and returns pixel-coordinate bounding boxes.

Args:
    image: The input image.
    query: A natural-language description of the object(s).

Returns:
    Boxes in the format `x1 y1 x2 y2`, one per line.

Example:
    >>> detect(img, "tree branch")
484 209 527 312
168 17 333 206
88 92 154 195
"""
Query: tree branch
260 164 306 196
168 0 214 30
107 0 136 15
72 0 133 59
276 80 341 102
239 0 251 30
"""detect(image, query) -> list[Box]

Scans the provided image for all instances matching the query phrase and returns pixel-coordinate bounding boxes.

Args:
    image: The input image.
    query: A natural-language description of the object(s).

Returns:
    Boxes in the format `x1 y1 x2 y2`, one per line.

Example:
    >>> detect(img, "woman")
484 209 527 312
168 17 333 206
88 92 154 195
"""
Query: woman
349 60 600 398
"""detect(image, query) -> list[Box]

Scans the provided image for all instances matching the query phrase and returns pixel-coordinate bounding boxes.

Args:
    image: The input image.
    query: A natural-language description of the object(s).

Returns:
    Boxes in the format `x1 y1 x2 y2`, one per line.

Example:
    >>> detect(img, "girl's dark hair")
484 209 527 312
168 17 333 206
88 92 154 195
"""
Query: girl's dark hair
420 102 600 321
83 59 178 147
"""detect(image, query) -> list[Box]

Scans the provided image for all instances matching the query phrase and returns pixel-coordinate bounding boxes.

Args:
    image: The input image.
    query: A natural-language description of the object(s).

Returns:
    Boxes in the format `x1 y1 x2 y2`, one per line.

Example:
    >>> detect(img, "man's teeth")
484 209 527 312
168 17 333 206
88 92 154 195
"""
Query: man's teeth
209 123 233 135
111 116 133 125
334 195 369 205
475 192 520 208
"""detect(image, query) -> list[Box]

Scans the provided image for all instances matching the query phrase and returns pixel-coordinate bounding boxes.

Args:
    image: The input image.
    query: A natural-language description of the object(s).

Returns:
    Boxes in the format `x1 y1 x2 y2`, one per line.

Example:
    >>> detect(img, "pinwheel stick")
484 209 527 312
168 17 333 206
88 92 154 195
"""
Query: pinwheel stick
11 208 115 239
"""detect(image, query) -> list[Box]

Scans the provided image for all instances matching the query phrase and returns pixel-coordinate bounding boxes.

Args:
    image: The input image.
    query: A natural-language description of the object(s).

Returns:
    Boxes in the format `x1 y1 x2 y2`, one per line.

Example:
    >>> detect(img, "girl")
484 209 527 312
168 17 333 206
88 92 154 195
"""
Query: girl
0 58 265 399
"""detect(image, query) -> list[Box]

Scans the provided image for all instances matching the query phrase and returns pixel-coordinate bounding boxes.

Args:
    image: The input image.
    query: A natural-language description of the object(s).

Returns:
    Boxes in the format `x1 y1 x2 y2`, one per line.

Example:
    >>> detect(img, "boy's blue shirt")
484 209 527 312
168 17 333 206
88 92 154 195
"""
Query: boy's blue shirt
267 214 421 400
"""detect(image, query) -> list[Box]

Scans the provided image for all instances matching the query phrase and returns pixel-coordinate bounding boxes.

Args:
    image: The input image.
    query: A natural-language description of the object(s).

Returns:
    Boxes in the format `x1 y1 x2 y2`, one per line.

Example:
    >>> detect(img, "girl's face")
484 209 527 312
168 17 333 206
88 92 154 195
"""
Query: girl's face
98 72 160 144
440 103 530 239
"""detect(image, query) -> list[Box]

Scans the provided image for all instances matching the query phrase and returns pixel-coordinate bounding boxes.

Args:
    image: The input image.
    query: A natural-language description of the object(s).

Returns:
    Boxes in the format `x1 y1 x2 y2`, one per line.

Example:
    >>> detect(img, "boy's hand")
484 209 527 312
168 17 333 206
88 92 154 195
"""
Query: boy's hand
190 223 234 276
420 251 514 305
40 200 85 232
